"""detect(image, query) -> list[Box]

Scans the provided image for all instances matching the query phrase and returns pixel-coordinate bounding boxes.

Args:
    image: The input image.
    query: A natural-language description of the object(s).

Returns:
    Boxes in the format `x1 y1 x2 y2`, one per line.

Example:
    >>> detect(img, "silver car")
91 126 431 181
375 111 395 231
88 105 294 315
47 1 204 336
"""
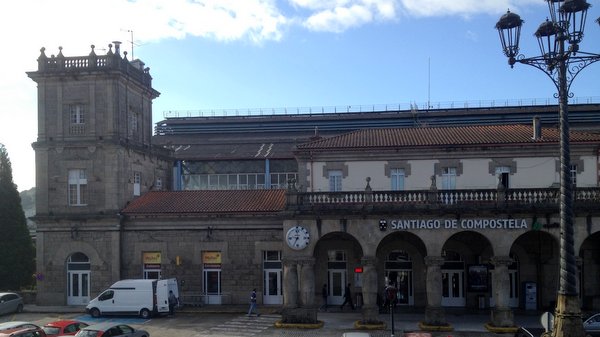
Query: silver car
584 313 600 337
0 292 24 316
75 323 149 337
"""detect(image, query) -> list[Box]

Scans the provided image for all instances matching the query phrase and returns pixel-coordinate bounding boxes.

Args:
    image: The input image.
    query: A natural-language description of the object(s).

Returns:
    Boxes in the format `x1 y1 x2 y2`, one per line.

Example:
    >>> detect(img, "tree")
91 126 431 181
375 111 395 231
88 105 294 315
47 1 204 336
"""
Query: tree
0 144 35 290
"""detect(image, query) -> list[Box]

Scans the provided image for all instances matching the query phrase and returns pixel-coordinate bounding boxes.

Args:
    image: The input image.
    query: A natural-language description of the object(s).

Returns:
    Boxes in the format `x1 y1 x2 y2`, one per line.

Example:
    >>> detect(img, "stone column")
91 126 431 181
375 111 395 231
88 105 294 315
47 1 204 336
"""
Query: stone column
283 259 298 308
361 256 379 323
490 256 514 327
299 258 315 307
424 256 447 326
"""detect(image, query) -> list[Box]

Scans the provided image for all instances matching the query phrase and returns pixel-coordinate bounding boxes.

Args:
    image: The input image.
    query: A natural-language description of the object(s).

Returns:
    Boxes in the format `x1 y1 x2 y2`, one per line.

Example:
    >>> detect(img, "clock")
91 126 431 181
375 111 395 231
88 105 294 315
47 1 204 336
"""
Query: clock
286 225 310 250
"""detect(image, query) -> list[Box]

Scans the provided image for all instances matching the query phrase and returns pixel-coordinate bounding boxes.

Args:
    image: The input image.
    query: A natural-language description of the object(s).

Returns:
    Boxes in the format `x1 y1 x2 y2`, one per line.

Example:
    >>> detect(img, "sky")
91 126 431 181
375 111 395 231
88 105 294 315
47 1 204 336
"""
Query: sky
1 0 599 192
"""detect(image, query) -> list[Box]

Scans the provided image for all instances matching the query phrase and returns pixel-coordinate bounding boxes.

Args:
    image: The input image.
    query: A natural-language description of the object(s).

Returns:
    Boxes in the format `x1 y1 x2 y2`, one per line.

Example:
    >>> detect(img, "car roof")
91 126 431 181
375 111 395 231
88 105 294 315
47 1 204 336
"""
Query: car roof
0 292 20 296
0 327 42 336
43 320 81 327
0 322 35 330
81 322 128 331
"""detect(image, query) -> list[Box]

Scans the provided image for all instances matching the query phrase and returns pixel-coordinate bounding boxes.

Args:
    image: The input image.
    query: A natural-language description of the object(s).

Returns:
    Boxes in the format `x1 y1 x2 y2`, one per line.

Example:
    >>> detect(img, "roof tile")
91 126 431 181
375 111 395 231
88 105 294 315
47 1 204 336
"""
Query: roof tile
296 124 600 150
122 189 286 215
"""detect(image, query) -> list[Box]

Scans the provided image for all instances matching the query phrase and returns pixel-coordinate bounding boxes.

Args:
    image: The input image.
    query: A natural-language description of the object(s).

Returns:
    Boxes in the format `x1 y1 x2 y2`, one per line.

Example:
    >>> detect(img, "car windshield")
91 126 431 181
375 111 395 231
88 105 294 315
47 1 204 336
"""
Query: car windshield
76 330 100 337
42 327 60 334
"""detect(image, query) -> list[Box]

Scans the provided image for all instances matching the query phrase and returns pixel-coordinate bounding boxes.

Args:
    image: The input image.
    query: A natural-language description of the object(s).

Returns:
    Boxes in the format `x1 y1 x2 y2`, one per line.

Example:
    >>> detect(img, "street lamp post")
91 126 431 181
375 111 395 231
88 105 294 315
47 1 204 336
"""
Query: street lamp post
496 2 600 337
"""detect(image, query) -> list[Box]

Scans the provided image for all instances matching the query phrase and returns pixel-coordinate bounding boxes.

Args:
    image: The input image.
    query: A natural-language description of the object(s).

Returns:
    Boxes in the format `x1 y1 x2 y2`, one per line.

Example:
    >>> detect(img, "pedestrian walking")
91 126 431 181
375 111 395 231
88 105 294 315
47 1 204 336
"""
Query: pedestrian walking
340 283 354 310
319 284 328 311
247 288 260 317
168 290 178 316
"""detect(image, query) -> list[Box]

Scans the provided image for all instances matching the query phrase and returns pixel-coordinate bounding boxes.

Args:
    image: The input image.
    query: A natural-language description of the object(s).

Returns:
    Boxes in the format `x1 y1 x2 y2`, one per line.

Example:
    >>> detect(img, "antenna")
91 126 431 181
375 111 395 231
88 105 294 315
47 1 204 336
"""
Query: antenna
428 57 431 109
128 30 134 59
119 28 138 59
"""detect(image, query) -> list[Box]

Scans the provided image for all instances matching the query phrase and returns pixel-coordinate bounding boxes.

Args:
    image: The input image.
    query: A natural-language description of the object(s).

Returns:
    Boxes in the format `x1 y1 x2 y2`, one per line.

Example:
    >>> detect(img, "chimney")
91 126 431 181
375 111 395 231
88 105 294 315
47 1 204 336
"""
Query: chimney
112 41 122 55
532 116 542 140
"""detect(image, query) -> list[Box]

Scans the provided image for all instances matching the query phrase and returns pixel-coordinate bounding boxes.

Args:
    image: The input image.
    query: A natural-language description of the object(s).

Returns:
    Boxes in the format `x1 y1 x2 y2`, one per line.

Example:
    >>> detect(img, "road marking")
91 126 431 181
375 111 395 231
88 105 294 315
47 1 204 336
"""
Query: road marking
208 314 279 336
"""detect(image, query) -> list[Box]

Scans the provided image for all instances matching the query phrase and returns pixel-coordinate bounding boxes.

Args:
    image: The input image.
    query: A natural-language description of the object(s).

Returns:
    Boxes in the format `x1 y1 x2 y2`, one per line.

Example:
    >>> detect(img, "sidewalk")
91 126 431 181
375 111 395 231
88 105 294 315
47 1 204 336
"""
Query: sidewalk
23 304 544 336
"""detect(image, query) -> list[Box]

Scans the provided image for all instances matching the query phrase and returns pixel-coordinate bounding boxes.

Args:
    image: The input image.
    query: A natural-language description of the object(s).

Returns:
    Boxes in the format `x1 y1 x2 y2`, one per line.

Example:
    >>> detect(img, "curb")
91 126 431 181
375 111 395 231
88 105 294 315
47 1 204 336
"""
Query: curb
274 320 325 329
418 322 454 332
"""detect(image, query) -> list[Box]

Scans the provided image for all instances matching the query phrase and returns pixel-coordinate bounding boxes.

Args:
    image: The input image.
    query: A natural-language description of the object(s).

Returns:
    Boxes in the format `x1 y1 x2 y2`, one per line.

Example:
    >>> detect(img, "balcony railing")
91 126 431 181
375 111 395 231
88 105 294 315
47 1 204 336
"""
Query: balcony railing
286 187 600 213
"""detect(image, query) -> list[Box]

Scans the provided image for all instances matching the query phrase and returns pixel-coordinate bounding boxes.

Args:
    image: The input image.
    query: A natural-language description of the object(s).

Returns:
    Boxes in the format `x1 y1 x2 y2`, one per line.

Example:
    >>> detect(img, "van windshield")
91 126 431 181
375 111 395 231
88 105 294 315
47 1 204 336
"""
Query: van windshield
98 290 114 301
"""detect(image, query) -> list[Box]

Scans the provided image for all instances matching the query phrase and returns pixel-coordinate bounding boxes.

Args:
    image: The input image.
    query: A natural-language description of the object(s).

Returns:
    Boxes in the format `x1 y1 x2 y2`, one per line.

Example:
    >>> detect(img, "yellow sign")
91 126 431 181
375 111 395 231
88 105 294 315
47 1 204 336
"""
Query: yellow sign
143 252 161 264
202 251 221 264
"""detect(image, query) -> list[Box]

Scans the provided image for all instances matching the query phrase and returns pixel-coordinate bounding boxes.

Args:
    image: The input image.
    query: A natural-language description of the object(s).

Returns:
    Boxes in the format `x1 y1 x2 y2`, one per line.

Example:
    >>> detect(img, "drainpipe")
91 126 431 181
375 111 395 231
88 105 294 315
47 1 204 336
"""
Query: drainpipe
310 152 314 192
117 212 125 280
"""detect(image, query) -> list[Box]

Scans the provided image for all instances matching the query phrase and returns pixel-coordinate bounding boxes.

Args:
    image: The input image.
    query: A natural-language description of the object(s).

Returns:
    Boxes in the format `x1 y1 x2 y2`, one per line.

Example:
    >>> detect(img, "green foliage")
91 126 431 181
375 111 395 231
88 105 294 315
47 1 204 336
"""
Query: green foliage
0 144 35 290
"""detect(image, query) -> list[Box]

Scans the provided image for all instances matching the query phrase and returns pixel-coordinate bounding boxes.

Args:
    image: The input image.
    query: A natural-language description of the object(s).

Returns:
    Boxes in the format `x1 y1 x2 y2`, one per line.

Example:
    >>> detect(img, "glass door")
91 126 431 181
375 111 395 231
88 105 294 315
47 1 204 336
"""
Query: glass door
67 271 90 305
328 270 346 305
263 269 282 304
203 270 221 304
384 270 414 305
441 270 465 307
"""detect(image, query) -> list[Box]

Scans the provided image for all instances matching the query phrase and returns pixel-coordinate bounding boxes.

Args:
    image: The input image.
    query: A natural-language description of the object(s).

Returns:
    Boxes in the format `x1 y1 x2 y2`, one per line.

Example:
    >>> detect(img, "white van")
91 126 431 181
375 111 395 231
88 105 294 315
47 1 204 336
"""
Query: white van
86 278 179 319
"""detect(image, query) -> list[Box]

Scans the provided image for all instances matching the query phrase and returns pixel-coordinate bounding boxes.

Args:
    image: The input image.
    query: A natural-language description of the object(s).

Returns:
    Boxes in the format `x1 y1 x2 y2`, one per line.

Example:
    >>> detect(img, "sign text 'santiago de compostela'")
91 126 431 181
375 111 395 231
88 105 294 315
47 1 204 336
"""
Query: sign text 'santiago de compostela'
389 218 528 230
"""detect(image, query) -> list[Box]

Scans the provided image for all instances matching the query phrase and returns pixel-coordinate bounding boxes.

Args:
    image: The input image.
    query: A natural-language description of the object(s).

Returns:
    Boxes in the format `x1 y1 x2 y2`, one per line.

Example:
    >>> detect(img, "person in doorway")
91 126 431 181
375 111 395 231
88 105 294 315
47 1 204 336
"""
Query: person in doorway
248 288 260 317
340 283 354 310
319 284 328 311
384 280 398 313
168 290 178 316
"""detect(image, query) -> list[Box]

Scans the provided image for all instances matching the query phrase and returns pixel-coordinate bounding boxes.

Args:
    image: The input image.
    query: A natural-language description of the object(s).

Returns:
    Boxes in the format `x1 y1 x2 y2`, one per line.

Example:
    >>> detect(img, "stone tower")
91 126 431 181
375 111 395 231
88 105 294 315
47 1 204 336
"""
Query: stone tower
27 43 172 305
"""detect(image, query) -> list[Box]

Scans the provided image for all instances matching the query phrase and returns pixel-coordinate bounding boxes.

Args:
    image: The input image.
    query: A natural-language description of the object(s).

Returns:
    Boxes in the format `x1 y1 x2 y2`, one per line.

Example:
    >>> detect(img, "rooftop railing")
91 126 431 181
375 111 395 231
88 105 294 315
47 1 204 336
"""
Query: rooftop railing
163 96 600 119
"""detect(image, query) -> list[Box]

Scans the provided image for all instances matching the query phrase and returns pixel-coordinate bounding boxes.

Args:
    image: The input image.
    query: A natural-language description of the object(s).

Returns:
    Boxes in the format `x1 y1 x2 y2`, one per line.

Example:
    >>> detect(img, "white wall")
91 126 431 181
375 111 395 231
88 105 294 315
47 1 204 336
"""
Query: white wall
306 155 598 192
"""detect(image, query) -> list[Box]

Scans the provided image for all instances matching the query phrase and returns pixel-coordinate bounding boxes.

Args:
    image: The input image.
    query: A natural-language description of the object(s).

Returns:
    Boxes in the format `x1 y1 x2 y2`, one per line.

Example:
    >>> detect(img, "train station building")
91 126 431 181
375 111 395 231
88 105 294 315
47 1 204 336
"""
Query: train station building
27 44 600 327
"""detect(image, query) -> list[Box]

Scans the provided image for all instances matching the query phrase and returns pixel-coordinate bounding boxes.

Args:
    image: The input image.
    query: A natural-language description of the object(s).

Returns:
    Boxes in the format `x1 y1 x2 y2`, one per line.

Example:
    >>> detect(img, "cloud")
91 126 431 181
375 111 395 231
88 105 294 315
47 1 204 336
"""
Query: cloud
291 0 398 32
398 0 542 18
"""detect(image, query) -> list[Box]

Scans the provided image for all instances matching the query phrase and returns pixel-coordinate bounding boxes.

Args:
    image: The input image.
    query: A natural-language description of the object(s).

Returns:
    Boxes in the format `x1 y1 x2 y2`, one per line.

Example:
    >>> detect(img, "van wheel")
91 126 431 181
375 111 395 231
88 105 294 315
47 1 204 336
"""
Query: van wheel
140 308 151 319
16 304 23 313
90 308 100 318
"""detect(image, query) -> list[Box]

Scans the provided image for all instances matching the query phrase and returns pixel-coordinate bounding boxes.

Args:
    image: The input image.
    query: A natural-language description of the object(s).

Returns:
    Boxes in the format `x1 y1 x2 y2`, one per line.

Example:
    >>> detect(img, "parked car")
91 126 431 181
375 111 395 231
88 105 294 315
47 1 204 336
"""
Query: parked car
0 326 46 337
73 323 148 337
42 321 88 337
0 293 24 315
584 313 600 337
0 323 40 332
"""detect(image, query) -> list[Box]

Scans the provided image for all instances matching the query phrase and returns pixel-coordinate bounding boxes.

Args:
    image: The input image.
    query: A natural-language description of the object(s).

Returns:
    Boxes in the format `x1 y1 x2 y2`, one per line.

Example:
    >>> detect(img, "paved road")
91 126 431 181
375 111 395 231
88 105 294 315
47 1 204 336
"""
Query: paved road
1 309 547 337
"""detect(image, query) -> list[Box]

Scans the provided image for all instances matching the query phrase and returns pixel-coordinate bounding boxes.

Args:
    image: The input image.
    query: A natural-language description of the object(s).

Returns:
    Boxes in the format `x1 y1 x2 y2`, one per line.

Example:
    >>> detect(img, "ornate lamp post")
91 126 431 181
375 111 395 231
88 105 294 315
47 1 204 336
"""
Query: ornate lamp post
496 2 600 337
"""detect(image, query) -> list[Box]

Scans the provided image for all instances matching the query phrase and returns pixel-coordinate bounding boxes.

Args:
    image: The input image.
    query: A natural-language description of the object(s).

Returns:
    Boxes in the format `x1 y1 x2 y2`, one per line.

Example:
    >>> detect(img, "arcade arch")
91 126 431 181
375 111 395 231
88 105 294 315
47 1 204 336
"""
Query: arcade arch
579 231 600 310
313 232 363 306
376 232 427 307
442 231 493 308
510 230 559 310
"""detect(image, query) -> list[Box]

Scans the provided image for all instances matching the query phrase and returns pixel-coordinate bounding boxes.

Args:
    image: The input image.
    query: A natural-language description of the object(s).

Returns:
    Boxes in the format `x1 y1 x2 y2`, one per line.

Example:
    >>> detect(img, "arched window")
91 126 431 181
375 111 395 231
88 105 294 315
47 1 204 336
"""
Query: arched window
387 250 411 262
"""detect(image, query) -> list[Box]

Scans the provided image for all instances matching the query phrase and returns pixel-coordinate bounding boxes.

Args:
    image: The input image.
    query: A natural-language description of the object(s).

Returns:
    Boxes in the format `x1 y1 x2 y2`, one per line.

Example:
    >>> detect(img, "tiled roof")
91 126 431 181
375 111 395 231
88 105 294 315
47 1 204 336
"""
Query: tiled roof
121 189 286 215
296 124 600 150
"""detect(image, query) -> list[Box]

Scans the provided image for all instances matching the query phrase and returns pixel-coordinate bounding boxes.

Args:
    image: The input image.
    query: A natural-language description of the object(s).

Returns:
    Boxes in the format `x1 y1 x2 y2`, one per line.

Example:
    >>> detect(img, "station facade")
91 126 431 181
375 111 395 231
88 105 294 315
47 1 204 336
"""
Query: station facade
28 45 600 327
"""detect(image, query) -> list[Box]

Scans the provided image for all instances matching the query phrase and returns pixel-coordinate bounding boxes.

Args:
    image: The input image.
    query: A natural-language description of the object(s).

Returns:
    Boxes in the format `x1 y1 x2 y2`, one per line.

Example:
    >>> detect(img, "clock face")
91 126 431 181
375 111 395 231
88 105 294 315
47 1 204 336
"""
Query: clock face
286 225 310 250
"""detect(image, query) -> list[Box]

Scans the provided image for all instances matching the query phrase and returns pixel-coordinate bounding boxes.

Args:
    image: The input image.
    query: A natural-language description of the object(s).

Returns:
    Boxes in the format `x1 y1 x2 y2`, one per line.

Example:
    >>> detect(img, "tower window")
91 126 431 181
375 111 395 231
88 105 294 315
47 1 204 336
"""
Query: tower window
69 104 85 135
68 169 87 206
